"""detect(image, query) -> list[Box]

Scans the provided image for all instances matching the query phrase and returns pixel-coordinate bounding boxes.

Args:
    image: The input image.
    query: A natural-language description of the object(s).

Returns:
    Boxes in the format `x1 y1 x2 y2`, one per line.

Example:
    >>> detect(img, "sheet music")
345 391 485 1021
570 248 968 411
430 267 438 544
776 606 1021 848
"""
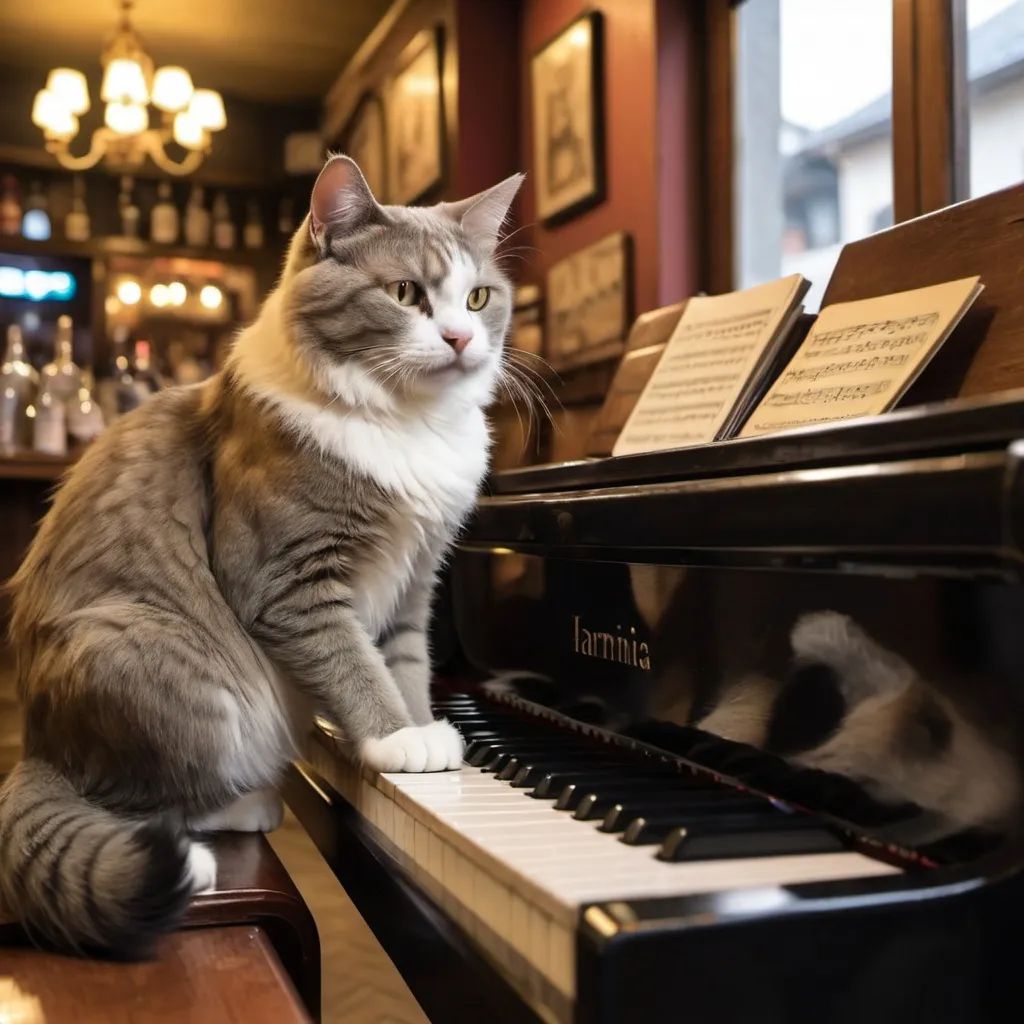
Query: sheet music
613 275 807 456
739 277 982 438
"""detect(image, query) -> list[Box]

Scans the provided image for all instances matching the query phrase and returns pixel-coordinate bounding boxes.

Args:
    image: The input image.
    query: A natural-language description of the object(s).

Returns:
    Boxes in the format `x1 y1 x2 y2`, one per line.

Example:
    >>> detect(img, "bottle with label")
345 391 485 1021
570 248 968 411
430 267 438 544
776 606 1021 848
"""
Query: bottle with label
119 176 140 239
1 176 22 236
150 181 179 244
184 185 211 247
67 367 105 447
64 175 91 242
0 324 39 453
212 192 235 249
243 199 264 249
21 181 51 241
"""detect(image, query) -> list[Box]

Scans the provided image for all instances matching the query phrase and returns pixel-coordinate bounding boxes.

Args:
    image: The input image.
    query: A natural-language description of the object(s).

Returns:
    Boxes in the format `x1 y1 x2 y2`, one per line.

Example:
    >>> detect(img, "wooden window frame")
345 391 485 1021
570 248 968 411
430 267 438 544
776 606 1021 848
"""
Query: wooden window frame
702 0 969 294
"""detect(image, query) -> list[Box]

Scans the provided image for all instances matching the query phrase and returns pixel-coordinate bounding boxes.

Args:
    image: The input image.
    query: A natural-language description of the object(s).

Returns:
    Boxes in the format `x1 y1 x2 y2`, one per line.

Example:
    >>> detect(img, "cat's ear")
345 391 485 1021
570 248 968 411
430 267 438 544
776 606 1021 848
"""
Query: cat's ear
309 154 383 246
442 173 525 252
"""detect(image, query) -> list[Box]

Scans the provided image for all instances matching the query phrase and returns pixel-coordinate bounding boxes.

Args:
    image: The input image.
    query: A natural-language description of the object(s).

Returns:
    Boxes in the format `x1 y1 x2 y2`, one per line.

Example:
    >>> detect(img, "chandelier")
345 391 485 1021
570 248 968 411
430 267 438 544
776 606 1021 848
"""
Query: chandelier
31 0 226 176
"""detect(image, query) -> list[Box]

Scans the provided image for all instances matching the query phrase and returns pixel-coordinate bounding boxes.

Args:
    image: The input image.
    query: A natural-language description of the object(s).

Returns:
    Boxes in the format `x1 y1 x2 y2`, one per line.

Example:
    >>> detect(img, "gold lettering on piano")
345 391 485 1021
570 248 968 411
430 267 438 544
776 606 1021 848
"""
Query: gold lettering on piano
573 615 651 670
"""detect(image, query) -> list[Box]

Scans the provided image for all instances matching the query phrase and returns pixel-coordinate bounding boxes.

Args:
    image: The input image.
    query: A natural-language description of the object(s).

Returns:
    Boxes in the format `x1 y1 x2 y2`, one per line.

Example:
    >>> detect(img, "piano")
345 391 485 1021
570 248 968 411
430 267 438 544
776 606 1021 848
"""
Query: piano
284 185 1024 1024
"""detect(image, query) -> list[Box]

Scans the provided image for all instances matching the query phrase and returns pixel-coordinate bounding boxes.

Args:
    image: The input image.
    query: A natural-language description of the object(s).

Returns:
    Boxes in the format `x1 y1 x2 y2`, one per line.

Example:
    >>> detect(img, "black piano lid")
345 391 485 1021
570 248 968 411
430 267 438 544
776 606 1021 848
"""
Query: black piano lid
487 388 1024 496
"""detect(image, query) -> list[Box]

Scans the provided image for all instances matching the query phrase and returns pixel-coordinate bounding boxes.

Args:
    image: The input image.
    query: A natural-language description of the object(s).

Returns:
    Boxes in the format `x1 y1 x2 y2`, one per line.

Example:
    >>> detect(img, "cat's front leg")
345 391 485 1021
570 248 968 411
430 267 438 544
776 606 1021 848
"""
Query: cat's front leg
380 577 435 727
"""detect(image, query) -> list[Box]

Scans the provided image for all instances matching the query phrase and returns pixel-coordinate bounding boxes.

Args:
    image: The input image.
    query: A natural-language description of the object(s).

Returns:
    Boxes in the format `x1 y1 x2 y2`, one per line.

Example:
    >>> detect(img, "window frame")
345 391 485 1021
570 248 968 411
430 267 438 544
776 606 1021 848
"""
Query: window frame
703 0 969 294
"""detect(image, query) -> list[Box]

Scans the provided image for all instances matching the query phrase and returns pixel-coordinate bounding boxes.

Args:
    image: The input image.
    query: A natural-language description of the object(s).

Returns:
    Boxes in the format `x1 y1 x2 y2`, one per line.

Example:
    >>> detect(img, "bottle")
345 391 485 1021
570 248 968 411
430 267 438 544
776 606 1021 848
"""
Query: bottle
150 181 179 244
134 340 161 396
21 181 51 241
184 185 211 247
119 175 140 239
0 324 39 453
0 176 21 236
66 367 105 447
212 192 235 249
33 384 66 456
64 175 91 242
277 196 294 235
39 315 82 405
114 342 141 417
243 199 264 249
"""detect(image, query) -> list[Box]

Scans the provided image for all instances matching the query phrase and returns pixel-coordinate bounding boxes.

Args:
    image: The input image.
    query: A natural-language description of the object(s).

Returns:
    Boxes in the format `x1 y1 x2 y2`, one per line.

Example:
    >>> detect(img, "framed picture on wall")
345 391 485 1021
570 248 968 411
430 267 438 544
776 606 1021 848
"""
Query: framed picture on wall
387 27 445 205
343 92 387 202
531 10 605 225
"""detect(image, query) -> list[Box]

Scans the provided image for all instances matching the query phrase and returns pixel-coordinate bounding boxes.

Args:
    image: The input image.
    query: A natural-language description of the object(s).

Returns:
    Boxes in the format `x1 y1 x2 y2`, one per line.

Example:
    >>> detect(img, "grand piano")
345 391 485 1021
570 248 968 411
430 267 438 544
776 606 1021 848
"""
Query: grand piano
284 185 1024 1024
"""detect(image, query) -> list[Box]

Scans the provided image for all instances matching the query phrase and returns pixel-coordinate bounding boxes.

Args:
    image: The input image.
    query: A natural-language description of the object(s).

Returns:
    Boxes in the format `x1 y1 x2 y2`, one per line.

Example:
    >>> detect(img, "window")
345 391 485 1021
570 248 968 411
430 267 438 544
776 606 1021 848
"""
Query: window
967 0 1024 197
734 0 894 310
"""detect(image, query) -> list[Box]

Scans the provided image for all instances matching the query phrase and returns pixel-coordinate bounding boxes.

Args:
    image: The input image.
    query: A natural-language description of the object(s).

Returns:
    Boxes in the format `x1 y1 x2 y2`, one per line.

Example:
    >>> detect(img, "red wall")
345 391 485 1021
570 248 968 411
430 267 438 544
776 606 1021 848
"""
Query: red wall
520 0 669 315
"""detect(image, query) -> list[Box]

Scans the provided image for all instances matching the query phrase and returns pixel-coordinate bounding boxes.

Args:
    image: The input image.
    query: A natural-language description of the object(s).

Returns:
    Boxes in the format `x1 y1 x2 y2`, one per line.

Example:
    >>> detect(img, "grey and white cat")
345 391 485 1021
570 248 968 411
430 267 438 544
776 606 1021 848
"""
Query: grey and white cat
0 155 523 957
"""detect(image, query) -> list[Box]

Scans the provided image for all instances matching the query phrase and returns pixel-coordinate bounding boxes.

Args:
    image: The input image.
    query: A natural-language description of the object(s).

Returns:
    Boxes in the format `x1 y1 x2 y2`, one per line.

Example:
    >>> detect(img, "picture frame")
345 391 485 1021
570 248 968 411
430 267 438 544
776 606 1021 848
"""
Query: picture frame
531 10 605 225
387 27 445 206
342 92 387 202
545 231 632 372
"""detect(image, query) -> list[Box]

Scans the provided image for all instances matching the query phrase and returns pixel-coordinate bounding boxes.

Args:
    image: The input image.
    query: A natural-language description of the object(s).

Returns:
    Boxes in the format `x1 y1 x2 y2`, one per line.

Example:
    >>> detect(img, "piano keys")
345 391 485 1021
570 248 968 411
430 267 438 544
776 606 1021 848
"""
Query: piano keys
286 388 1024 1024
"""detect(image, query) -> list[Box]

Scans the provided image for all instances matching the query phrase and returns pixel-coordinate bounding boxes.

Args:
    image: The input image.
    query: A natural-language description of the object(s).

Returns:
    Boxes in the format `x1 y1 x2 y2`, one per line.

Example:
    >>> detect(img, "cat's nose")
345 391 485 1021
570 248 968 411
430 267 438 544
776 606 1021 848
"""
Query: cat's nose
441 329 472 355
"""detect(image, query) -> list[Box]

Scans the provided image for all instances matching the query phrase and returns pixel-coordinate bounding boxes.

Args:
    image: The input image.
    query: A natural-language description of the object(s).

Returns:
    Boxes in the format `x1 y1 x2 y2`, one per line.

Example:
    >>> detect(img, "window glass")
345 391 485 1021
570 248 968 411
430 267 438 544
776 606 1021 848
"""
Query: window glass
966 0 1024 198
735 0 894 310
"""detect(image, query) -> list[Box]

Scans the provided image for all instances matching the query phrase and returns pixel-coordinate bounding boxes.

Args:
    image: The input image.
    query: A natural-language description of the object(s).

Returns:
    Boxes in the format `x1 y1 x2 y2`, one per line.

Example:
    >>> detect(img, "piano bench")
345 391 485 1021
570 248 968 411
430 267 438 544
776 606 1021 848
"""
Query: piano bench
0 832 321 1023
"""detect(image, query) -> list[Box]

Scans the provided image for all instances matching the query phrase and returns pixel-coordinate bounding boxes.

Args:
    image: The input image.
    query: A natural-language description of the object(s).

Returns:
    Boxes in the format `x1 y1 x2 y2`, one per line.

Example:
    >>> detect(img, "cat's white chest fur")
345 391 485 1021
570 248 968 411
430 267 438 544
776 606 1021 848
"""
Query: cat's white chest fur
273 391 490 636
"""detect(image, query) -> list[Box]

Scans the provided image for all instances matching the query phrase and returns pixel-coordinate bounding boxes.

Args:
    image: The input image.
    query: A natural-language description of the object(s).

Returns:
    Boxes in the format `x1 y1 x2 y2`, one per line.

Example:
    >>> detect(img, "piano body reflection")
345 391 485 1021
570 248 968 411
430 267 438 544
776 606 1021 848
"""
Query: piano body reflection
285 389 1024 1024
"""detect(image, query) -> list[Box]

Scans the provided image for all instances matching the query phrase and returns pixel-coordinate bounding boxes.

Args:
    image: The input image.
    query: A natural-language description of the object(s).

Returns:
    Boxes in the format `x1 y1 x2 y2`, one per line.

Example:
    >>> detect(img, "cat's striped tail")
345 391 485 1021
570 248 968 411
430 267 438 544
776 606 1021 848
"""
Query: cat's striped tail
0 758 202 958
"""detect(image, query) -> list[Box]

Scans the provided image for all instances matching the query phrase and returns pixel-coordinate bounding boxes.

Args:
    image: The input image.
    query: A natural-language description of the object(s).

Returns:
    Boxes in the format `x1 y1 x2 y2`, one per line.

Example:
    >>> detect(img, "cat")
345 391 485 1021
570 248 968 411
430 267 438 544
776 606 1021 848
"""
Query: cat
0 154 524 958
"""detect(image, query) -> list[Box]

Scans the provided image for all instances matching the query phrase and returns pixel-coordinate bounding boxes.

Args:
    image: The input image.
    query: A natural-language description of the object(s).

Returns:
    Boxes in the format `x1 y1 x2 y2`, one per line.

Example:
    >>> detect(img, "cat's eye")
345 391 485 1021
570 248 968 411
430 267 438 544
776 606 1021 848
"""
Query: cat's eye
467 287 490 311
386 280 423 306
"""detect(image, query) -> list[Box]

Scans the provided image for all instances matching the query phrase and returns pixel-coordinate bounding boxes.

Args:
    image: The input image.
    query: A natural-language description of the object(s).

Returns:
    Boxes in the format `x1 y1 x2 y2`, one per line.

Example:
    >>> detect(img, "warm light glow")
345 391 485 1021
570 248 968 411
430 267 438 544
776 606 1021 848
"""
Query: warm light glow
150 284 170 307
568 23 590 48
152 66 193 112
32 90 60 131
46 68 90 115
105 101 148 136
173 110 206 150
188 89 226 131
116 279 142 305
101 58 149 105
199 284 223 310
168 281 187 306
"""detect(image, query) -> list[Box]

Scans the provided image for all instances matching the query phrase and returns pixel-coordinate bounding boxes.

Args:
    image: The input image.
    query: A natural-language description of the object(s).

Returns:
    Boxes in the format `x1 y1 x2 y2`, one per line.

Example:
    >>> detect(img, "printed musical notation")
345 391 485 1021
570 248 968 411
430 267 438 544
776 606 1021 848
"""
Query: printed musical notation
613 275 807 456
740 277 982 438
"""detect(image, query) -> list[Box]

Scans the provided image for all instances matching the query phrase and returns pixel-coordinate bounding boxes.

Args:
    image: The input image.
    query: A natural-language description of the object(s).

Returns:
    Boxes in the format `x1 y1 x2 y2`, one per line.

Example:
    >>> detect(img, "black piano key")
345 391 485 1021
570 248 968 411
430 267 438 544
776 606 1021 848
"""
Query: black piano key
600 794 758 833
485 744 603 774
502 754 622 785
622 810 785 846
529 766 675 800
658 818 845 861
554 775 720 812
573 789 768 821
466 737 586 766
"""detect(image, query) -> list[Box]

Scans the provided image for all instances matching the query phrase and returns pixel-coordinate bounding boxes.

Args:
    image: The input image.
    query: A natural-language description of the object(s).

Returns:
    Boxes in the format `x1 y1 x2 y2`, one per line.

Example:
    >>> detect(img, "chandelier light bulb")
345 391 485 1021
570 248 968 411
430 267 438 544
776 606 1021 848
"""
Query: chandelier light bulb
101 58 149 105
105 101 149 136
188 89 226 132
199 284 223 310
173 110 206 151
152 66 193 113
45 69 90 115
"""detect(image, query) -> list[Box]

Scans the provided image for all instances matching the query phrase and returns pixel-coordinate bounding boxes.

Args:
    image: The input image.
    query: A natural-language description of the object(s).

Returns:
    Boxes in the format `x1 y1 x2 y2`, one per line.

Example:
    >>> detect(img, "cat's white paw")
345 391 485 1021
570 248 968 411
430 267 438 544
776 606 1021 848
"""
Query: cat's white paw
186 841 218 895
359 720 464 773
190 790 284 833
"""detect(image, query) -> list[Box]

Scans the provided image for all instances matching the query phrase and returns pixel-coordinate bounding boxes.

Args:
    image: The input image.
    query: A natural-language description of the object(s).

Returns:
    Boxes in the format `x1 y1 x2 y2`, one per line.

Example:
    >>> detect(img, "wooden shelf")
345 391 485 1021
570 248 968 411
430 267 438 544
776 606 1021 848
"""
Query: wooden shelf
0 451 79 481
0 232 283 269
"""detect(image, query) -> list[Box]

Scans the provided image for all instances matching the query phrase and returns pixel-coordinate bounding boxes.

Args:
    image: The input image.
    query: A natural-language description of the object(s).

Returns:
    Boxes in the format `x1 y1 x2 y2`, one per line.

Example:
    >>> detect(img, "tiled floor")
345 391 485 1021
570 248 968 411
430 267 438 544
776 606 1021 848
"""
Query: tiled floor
0 659 429 1024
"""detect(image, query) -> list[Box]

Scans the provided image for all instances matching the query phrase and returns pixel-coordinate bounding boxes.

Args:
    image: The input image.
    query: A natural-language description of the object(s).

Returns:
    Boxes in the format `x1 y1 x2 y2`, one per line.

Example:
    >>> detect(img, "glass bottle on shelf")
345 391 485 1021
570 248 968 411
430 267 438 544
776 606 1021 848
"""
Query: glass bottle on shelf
119 175 140 239
1 176 22 236
212 192 235 249
64 175 91 242
243 199 264 249
67 367 105 447
184 185 211 247
150 181 179 244
132 340 161 402
39 315 82 404
1 324 39 454
21 181 51 241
